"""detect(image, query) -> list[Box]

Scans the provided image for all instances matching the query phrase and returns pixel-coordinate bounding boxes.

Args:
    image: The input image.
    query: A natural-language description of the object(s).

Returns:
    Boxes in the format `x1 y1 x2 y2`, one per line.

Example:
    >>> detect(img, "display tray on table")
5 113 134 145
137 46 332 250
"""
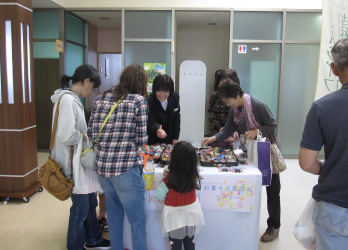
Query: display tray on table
159 144 174 166
199 147 239 167
139 144 166 163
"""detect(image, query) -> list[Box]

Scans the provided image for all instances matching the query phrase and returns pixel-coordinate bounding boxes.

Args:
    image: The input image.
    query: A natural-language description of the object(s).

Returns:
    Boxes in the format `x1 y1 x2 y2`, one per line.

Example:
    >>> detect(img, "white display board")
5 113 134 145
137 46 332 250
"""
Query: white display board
179 60 206 146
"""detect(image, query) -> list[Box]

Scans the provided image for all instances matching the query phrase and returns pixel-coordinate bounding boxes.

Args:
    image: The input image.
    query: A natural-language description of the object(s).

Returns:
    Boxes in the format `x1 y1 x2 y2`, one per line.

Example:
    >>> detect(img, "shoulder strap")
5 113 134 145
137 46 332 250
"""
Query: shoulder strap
49 94 73 171
93 95 124 144
49 94 67 150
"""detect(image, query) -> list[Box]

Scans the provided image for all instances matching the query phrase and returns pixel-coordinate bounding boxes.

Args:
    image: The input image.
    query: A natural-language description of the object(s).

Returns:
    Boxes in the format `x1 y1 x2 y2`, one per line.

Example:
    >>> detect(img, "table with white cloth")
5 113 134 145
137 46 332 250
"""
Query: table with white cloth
123 164 262 250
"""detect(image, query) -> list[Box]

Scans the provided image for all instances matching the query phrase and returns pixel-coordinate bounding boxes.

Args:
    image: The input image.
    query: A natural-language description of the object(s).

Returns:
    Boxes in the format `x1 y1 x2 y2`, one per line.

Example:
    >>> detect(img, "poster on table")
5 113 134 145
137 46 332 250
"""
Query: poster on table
143 63 166 94
145 174 165 210
315 0 348 100
200 175 255 212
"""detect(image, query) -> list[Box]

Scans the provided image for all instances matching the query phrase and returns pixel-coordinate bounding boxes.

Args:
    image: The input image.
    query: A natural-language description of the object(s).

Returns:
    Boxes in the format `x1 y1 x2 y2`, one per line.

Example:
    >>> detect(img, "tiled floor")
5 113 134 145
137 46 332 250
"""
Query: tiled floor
0 153 317 250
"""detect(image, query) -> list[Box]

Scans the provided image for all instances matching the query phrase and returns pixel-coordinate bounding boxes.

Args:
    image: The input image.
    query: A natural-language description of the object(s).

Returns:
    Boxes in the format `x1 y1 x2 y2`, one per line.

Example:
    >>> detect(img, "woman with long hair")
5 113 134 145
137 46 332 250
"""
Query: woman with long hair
87 64 148 250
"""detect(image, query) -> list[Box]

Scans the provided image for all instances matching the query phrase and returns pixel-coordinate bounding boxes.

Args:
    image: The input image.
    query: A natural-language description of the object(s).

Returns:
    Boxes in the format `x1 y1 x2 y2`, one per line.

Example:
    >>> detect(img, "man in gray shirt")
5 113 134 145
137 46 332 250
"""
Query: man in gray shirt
299 38 348 250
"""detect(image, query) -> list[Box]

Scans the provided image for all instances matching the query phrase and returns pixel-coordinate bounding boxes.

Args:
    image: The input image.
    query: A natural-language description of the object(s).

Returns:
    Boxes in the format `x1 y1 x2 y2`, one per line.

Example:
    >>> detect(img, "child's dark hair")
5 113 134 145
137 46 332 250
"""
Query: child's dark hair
60 64 101 89
167 141 202 193
152 74 174 98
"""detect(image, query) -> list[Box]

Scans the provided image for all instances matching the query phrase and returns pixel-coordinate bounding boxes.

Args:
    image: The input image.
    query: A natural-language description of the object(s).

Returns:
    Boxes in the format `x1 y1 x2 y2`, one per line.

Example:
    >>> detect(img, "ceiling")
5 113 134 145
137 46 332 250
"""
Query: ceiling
32 1 230 28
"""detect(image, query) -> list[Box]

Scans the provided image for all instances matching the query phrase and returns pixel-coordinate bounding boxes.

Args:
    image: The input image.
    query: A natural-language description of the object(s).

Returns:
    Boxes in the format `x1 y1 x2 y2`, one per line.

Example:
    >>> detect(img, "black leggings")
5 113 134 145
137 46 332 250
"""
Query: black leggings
169 236 195 250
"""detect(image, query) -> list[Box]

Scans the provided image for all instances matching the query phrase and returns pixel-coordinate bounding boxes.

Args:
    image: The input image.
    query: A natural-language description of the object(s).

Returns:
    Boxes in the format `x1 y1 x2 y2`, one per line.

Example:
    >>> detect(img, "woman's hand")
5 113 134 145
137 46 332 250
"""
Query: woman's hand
245 129 258 140
157 125 167 139
201 136 216 147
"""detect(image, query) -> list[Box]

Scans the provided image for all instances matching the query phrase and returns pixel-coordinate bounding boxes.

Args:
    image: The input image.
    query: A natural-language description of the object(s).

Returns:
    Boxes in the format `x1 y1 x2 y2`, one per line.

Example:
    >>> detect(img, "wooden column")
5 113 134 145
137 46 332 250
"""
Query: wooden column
0 0 40 201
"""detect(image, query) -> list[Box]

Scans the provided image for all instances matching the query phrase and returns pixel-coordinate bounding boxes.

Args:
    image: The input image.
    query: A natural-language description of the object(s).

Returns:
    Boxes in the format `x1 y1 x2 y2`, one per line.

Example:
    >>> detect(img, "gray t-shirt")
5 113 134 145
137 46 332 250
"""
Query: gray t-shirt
301 83 348 208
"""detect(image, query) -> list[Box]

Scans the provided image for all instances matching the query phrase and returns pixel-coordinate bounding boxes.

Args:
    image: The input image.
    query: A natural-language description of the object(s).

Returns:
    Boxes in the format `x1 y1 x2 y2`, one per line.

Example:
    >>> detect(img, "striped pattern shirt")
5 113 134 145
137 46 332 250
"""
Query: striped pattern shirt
87 93 148 177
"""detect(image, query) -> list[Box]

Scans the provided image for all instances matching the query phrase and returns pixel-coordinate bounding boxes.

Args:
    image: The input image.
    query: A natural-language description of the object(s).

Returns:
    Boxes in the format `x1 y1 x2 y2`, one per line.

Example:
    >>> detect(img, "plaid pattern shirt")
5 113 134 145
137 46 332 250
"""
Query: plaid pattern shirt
87 93 148 177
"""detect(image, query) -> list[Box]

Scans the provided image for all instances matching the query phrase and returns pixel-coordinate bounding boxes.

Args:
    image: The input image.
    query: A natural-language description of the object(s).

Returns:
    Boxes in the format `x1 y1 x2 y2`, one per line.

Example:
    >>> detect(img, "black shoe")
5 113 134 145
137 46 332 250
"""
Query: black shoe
85 239 111 249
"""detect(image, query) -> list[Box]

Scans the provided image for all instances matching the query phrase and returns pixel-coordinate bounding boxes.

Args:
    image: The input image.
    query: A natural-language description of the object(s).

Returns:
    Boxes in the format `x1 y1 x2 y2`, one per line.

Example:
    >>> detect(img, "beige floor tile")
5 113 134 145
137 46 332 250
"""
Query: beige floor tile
0 154 317 250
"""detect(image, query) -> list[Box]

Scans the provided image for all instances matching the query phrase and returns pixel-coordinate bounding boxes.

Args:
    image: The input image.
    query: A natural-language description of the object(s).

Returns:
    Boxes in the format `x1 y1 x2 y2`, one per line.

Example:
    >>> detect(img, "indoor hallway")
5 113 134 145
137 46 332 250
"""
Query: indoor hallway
0 154 317 250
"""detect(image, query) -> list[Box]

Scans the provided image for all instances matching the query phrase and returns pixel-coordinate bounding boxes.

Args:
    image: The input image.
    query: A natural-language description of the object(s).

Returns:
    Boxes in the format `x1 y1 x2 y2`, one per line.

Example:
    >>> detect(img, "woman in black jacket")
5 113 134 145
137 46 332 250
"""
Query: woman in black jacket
147 74 180 145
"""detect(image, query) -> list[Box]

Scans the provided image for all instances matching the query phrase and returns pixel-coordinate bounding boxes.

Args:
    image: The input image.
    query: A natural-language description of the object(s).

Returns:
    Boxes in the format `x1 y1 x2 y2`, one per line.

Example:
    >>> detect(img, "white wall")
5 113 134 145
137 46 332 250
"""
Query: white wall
176 26 230 135
58 0 322 9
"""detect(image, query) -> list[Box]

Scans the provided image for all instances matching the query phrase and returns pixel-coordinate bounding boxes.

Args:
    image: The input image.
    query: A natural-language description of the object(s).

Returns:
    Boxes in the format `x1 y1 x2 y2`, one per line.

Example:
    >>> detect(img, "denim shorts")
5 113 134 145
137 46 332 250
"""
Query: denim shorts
313 200 348 250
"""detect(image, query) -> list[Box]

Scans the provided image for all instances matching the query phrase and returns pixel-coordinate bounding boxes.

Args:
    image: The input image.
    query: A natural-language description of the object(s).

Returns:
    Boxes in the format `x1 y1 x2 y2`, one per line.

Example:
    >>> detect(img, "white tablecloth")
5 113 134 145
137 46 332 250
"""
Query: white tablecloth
123 164 262 250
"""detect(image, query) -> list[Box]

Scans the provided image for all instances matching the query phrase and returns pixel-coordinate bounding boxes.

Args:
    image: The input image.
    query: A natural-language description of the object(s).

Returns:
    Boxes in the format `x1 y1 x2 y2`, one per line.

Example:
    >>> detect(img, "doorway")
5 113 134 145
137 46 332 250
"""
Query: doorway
175 11 230 135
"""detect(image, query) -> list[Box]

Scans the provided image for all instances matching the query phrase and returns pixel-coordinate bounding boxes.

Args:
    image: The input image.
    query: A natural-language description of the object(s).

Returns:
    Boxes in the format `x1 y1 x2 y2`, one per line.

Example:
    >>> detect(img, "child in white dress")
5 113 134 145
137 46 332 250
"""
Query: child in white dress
156 141 205 250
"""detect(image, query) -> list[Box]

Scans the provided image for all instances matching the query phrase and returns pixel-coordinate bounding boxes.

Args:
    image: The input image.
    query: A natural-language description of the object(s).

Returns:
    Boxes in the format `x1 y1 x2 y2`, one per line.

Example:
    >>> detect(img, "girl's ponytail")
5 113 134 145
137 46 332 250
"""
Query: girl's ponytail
60 75 73 88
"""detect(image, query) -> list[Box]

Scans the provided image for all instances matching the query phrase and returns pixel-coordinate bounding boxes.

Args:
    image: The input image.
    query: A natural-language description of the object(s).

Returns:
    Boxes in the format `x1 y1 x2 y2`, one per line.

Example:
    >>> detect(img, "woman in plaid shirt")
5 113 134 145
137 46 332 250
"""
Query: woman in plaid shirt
87 64 148 250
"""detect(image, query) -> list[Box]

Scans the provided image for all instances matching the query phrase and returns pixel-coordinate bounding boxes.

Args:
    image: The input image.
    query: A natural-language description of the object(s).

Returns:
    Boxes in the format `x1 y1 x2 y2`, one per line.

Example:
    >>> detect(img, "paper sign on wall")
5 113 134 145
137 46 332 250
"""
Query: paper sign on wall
144 63 166 94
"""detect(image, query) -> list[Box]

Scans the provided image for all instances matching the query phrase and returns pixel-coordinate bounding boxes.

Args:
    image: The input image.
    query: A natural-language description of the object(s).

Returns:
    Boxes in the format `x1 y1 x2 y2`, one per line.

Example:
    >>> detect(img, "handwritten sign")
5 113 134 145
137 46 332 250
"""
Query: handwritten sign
145 177 164 210
315 0 348 100
200 175 255 212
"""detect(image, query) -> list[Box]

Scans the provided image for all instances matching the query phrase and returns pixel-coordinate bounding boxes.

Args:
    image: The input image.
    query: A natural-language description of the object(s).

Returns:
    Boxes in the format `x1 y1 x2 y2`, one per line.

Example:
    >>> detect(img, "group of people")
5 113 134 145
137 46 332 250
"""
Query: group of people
50 38 348 250
51 64 193 250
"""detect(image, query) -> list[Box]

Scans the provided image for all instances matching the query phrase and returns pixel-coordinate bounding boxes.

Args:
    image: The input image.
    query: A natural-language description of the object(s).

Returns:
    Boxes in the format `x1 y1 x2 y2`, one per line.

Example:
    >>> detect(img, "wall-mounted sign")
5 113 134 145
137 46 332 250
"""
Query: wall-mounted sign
56 39 63 52
238 45 247 54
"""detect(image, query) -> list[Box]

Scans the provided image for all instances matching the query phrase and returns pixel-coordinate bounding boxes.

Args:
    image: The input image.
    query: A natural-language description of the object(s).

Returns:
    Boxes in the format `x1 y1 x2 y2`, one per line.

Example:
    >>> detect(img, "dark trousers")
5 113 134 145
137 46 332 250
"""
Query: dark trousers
169 236 195 250
266 173 281 229
67 193 103 250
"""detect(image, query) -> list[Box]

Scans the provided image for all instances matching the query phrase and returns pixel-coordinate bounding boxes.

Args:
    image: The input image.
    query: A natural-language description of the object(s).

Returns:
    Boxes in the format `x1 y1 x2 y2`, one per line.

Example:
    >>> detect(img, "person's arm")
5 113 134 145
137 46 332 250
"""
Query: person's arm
56 95 80 145
299 103 324 175
156 180 169 201
172 92 181 140
215 109 236 142
135 96 149 147
202 110 235 146
87 95 100 143
299 147 322 175
147 97 166 139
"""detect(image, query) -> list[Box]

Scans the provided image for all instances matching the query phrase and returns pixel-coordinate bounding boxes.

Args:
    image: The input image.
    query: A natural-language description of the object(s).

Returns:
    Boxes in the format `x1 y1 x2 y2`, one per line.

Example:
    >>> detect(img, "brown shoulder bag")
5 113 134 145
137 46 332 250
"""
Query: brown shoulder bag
38 94 74 201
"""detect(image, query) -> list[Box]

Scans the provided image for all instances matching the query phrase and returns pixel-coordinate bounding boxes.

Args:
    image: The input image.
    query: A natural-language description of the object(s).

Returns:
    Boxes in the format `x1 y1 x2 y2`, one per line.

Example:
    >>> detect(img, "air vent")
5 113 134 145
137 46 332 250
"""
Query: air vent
100 17 110 21
208 23 217 25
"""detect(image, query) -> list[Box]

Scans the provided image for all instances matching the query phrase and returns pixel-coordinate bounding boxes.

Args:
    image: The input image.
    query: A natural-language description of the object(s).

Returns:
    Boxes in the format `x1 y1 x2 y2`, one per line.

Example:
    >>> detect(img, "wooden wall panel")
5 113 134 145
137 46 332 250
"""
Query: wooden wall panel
0 171 40 196
0 4 35 129
0 1 39 198
0 128 37 175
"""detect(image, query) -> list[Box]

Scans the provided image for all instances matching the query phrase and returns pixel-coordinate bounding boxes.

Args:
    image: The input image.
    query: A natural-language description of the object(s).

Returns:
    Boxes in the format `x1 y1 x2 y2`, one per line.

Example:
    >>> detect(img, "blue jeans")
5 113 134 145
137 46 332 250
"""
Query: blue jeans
98 167 147 250
313 200 348 250
67 193 103 250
